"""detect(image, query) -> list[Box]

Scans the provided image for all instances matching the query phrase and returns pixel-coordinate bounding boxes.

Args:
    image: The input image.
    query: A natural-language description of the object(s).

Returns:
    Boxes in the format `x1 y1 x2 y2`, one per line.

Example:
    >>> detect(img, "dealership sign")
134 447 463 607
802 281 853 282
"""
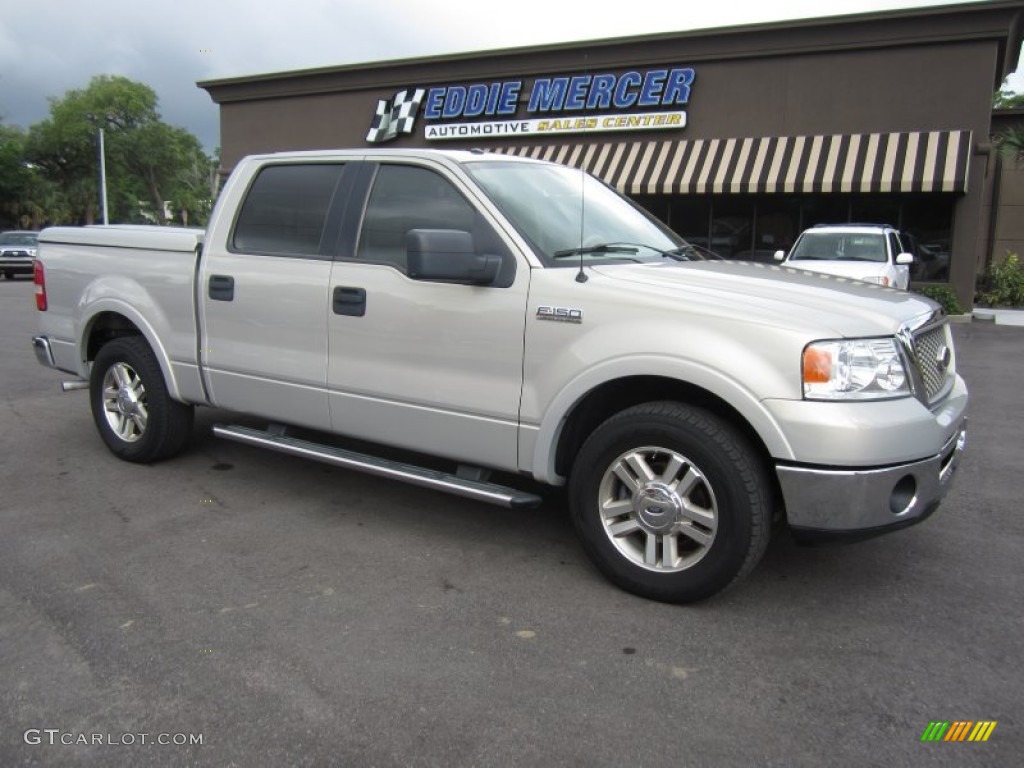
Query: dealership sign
365 67 695 143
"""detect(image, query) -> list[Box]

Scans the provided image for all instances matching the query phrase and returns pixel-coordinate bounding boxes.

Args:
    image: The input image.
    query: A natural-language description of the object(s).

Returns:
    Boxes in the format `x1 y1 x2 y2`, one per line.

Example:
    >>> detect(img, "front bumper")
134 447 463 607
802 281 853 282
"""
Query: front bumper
0 256 34 274
778 420 967 543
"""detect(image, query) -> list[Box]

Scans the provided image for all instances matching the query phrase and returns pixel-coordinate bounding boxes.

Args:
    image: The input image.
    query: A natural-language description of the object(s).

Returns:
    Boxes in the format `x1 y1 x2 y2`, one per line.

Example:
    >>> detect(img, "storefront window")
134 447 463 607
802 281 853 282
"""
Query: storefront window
752 197 802 261
668 197 711 251
631 192 953 278
709 197 754 259
799 197 850 231
849 195 901 227
901 196 954 282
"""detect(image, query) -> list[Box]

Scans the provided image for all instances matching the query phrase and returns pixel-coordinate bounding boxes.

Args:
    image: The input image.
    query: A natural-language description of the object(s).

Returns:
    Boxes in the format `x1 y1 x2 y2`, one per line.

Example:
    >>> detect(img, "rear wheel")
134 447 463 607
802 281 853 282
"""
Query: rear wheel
569 401 772 603
90 336 194 463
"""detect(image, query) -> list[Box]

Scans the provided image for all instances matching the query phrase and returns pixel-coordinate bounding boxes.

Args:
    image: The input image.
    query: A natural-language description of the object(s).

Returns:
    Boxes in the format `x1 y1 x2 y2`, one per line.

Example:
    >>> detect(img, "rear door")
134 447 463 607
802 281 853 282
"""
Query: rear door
199 161 357 429
325 159 530 471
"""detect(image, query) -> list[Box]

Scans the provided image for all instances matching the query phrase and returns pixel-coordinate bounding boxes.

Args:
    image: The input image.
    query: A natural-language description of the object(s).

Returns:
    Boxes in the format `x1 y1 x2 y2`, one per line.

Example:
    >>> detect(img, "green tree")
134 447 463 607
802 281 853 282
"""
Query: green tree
994 88 1024 109
123 122 215 226
0 123 31 227
0 122 67 229
168 143 220 227
26 75 212 226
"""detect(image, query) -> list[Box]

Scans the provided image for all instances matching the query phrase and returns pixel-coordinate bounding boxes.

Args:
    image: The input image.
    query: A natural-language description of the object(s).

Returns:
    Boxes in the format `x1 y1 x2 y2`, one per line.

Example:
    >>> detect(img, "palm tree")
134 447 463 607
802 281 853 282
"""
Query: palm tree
996 125 1024 165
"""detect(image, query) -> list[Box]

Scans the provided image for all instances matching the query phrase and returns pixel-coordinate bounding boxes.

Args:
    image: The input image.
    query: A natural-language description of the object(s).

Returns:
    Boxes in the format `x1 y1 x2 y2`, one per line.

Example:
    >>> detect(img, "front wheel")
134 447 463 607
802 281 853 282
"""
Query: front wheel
90 336 194 463
569 401 772 603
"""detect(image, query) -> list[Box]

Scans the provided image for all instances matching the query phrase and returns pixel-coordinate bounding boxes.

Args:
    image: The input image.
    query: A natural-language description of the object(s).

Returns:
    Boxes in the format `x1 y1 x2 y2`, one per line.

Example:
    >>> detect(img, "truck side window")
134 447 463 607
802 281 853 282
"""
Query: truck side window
357 165 505 271
232 164 344 257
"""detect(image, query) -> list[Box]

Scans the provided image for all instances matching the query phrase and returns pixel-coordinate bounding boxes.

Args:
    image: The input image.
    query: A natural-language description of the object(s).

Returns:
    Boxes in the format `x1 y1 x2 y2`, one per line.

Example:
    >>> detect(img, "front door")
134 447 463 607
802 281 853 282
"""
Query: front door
326 160 530 471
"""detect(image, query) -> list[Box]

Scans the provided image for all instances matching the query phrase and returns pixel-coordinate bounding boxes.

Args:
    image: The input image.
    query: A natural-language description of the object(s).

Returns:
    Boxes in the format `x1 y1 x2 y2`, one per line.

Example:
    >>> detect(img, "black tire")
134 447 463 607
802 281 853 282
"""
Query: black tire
90 336 194 463
569 401 772 604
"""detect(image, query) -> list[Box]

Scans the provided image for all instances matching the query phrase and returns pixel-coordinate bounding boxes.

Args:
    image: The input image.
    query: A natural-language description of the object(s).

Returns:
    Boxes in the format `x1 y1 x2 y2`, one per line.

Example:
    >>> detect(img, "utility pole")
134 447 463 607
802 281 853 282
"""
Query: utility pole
98 125 109 225
87 113 111 225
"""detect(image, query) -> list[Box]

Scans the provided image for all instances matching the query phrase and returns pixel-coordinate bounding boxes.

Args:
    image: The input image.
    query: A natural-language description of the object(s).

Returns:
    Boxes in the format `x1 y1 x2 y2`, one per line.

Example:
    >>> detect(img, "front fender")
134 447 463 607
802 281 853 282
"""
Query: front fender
523 354 795 485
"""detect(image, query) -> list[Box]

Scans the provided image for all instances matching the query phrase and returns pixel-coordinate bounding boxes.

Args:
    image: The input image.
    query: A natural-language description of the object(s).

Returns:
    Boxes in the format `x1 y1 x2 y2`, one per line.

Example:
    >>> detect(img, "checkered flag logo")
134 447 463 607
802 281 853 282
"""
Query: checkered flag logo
366 88 426 143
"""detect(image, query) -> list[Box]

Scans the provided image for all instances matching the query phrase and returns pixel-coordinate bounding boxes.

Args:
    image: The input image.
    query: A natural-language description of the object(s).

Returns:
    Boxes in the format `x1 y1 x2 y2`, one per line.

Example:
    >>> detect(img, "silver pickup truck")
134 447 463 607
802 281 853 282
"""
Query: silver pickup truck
32 148 968 603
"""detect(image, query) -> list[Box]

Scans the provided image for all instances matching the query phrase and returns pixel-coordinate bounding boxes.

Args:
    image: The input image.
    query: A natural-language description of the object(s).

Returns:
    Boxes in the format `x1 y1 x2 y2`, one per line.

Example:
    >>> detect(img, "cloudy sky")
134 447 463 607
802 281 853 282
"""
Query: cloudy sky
2 0 1022 152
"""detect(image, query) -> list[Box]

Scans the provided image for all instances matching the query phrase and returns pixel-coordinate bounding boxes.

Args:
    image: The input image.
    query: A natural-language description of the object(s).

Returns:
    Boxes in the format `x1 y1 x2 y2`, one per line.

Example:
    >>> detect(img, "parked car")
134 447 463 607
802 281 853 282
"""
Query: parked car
0 230 39 279
774 224 913 290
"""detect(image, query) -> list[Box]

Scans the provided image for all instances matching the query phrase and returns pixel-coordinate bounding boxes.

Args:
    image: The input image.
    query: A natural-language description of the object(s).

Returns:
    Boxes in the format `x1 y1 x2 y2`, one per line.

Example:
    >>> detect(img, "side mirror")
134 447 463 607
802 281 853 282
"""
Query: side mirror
406 229 501 286
773 249 786 262
895 252 914 265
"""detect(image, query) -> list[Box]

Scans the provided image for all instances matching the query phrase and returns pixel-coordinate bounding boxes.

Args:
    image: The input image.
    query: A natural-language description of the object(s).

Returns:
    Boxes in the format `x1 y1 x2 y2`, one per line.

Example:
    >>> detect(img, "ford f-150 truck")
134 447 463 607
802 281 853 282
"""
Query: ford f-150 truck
32 148 968 603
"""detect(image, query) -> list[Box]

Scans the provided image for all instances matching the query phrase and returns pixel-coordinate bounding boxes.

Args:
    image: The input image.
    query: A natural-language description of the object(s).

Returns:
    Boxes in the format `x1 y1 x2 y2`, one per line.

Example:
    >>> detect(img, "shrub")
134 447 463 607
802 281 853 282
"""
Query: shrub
976 252 1024 308
914 284 964 315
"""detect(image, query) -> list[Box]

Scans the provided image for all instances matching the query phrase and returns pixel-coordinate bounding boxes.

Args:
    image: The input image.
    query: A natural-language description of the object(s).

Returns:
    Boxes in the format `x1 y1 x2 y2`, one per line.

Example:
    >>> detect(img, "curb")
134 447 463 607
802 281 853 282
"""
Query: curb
973 308 1024 327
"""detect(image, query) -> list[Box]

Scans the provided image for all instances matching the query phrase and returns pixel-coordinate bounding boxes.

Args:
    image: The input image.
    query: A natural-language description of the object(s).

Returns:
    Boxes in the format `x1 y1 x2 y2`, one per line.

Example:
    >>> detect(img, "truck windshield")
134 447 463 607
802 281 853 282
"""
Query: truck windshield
789 233 888 263
464 160 685 266
0 232 38 246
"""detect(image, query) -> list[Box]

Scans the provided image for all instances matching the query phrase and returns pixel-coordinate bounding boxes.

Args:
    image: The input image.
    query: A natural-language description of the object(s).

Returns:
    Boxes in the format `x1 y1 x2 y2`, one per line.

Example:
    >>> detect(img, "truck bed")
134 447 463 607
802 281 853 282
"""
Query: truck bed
39 224 205 253
36 225 207 403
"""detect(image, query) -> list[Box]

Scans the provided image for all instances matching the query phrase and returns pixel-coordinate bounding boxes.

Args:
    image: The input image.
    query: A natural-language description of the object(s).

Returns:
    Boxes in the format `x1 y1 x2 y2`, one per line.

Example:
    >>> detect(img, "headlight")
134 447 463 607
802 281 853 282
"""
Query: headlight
803 338 909 400
860 276 891 286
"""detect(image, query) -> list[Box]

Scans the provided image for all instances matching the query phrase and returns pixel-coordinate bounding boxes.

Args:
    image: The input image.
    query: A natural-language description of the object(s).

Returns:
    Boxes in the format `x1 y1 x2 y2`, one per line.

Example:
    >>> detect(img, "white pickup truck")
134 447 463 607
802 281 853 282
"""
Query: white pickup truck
32 148 968 603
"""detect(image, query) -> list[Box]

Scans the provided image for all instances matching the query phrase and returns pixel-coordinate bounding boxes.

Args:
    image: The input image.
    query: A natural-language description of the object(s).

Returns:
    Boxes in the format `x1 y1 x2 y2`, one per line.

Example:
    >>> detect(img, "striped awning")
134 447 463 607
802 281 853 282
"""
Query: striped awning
491 130 972 196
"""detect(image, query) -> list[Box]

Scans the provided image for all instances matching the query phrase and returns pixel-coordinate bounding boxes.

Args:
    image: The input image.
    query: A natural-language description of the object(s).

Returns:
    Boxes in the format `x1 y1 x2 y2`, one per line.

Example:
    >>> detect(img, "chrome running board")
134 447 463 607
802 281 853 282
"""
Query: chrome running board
213 424 542 509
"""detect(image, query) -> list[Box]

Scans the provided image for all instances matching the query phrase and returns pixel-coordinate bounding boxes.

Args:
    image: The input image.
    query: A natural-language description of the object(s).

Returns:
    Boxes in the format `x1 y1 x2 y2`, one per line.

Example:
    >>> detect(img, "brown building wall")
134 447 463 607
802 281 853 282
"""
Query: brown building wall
994 164 1024 244
216 40 1000 167
990 110 1024 263
680 42 996 140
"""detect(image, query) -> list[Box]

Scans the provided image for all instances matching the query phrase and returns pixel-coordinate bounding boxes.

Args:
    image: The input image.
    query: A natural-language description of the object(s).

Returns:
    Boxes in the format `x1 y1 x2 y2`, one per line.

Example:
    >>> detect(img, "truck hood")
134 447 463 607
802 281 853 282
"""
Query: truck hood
589 260 934 337
782 259 894 281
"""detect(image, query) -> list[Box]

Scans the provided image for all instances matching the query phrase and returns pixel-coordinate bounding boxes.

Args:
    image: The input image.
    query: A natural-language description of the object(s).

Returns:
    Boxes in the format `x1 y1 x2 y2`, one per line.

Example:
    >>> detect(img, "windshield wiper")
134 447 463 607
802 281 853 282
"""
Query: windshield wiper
659 245 695 261
553 243 640 259
610 242 692 261
607 242 692 261
553 242 693 261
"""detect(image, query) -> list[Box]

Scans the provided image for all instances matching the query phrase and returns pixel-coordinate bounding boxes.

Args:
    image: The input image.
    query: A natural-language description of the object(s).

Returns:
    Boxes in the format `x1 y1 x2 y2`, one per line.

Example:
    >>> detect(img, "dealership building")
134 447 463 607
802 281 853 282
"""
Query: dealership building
200 1 1024 308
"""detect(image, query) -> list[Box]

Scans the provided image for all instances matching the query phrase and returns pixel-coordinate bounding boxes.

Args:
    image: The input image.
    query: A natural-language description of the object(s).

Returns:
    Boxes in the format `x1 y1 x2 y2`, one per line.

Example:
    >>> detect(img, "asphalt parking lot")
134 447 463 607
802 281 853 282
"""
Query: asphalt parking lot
1 275 1022 767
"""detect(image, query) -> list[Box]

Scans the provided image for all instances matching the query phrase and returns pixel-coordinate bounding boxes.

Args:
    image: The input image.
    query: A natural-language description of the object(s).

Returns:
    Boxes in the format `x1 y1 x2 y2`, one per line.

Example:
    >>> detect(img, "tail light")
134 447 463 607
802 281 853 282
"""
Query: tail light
34 261 47 311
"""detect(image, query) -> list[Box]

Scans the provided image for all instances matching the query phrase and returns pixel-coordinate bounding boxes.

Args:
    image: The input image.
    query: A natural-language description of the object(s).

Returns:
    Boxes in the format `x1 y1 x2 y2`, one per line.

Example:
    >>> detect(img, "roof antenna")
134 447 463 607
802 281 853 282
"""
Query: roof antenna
575 52 589 284
575 184 588 284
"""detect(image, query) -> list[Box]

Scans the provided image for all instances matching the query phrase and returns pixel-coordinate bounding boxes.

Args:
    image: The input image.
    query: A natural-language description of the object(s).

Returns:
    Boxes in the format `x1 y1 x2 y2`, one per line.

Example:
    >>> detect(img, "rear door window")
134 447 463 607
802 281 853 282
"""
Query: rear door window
232 164 345 257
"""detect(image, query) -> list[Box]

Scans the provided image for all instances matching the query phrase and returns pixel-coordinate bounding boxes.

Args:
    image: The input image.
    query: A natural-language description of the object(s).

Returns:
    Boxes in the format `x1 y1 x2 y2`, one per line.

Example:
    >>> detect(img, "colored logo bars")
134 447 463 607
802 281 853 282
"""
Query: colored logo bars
921 721 997 742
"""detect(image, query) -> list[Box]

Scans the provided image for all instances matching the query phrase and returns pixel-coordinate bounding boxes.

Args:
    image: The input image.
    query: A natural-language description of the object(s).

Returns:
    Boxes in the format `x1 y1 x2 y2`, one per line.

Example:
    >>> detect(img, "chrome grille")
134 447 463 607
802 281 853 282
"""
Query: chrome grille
912 324 952 402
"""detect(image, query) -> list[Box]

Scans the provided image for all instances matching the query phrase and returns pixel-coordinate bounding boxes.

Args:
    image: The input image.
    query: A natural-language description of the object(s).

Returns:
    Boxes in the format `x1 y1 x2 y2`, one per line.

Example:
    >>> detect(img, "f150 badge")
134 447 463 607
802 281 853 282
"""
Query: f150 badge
536 306 583 324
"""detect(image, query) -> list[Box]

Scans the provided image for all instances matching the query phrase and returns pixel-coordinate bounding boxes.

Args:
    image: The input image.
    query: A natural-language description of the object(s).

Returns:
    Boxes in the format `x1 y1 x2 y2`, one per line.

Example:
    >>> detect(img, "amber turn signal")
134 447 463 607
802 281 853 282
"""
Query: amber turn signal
803 346 831 384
